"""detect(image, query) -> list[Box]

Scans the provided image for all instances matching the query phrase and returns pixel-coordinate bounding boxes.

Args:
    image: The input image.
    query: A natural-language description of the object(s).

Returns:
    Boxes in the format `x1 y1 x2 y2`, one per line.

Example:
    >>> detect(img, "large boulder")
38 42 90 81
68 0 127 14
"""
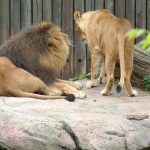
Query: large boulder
0 81 150 150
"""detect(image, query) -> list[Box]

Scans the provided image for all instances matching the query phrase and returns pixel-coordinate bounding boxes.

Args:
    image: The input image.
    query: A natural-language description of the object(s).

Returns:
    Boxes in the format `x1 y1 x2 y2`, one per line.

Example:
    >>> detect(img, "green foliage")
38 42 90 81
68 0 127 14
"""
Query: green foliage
143 75 150 91
142 34 150 49
69 74 86 81
128 29 146 40
127 29 150 51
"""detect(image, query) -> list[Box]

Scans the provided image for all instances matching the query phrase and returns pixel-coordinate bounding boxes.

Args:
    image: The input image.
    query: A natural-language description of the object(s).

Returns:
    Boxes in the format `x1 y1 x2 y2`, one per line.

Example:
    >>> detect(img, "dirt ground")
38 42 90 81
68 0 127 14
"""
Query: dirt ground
0 79 150 150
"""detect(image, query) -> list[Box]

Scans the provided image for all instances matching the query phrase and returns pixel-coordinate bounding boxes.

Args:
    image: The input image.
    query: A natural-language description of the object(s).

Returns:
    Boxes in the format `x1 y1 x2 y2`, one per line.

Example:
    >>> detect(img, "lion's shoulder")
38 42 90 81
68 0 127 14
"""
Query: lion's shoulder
88 9 132 34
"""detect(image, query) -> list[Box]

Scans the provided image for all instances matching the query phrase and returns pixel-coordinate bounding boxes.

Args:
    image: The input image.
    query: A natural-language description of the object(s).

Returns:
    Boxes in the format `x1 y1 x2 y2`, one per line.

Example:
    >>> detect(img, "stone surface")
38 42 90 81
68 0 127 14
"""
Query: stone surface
0 80 150 150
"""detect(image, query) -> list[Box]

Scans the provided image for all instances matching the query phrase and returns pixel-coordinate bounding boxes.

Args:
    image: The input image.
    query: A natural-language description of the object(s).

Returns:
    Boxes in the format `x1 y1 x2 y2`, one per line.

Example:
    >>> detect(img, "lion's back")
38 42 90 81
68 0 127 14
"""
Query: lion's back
87 10 133 50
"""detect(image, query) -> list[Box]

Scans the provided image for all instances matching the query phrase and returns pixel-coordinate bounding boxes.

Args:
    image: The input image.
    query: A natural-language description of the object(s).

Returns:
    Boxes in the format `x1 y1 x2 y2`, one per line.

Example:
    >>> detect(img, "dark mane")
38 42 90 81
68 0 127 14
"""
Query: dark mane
0 22 62 84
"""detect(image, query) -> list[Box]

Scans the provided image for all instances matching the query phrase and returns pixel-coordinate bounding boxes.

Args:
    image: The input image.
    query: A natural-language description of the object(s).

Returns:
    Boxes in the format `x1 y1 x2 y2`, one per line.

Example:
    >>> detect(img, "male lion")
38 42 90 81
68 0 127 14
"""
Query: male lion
74 9 137 96
0 22 85 100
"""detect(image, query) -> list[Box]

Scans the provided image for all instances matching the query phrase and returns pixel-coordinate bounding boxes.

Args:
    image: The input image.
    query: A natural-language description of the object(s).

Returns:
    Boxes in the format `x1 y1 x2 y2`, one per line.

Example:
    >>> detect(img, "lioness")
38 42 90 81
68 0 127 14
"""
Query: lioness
74 9 137 96
0 22 85 100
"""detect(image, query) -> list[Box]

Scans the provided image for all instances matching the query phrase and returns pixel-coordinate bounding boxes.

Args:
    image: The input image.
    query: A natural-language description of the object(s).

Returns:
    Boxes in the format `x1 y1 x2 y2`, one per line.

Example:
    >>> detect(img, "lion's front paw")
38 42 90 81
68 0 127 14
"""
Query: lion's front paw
74 81 83 90
131 90 138 97
86 80 98 89
100 88 108 96
74 91 86 99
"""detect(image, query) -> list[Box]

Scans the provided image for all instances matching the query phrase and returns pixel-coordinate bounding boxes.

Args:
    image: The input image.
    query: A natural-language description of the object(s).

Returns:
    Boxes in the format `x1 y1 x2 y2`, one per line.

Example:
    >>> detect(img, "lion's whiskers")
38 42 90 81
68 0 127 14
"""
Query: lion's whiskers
69 40 75 47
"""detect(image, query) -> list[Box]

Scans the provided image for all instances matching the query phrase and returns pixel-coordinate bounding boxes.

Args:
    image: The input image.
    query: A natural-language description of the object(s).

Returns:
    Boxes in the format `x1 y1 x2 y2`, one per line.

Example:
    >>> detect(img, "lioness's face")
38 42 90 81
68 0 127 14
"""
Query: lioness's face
76 25 87 42
74 11 87 43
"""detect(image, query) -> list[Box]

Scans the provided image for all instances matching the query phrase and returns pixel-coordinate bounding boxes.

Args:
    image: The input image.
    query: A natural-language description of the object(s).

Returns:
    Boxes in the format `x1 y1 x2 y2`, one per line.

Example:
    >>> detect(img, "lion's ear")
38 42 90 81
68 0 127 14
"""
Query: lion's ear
74 11 81 21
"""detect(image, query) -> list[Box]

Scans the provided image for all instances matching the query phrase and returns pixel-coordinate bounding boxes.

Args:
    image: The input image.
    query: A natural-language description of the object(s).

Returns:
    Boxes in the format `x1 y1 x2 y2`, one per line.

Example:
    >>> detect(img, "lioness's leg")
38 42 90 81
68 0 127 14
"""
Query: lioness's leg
98 57 106 84
101 56 116 95
50 82 86 99
56 79 83 90
86 49 101 88
124 56 138 97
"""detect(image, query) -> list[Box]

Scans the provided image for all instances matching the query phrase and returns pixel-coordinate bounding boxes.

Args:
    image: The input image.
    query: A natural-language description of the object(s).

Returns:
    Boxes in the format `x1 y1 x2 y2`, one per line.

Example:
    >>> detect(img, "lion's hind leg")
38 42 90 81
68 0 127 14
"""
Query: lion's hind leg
7 89 67 100
7 68 74 101
100 56 116 96
124 41 138 97
124 56 138 97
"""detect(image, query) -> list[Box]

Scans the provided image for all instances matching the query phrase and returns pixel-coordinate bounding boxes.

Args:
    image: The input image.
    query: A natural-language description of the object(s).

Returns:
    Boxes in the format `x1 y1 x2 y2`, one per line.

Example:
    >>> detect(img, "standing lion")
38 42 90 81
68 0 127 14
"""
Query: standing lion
74 9 137 97
0 22 86 100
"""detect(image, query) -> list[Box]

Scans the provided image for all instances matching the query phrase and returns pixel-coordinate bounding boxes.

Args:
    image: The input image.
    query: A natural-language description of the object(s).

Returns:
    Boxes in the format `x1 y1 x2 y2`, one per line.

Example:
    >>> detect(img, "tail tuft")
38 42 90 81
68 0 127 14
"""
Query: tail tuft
116 84 123 93
63 93 75 102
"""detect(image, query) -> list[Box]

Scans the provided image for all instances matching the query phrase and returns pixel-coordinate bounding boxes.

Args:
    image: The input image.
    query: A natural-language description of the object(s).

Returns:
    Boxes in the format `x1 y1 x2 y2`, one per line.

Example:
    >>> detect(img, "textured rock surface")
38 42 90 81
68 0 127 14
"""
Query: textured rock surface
0 80 150 150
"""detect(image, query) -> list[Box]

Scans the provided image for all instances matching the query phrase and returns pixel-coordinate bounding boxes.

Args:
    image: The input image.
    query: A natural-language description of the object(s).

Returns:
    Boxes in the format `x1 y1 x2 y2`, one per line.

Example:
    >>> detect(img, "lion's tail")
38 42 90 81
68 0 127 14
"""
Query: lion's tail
8 90 75 101
116 34 125 93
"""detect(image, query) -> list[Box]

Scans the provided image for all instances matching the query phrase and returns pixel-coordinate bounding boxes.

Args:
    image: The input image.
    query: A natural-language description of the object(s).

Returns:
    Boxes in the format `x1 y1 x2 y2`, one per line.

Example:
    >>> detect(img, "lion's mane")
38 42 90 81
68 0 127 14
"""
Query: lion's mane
0 22 69 84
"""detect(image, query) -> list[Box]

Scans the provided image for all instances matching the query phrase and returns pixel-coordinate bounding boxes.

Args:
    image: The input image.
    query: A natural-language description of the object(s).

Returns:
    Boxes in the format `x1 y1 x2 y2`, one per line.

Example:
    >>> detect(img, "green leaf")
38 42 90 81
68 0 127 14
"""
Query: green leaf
69 74 86 81
127 29 146 40
142 33 150 49
135 29 146 38
143 75 150 91
127 29 138 40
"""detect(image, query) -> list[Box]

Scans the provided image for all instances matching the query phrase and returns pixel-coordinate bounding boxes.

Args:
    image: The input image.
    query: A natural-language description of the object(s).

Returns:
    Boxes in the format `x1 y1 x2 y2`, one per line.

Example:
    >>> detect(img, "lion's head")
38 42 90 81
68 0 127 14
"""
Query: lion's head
33 22 70 71
74 10 90 42
74 9 112 43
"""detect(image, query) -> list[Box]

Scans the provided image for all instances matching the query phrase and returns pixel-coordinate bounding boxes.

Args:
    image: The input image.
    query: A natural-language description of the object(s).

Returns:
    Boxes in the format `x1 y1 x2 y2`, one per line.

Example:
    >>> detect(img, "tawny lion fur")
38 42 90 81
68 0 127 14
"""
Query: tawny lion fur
74 9 137 97
0 22 85 100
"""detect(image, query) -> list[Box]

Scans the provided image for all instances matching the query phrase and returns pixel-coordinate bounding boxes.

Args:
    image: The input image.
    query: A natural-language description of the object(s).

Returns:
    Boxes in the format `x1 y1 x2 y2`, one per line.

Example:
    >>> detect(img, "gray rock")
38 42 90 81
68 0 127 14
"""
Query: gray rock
0 80 150 150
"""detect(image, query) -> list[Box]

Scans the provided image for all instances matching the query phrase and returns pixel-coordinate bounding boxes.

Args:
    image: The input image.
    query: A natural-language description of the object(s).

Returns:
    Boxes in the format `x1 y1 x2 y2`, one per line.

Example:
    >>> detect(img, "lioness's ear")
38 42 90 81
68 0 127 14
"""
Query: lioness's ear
74 11 81 21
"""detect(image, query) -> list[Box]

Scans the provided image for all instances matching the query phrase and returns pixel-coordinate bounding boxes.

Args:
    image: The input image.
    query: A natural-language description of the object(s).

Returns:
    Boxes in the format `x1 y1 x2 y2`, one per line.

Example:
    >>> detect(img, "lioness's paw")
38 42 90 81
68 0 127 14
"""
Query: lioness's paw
86 80 98 89
131 90 138 97
74 81 83 90
100 89 108 96
75 91 86 99
86 81 92 88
